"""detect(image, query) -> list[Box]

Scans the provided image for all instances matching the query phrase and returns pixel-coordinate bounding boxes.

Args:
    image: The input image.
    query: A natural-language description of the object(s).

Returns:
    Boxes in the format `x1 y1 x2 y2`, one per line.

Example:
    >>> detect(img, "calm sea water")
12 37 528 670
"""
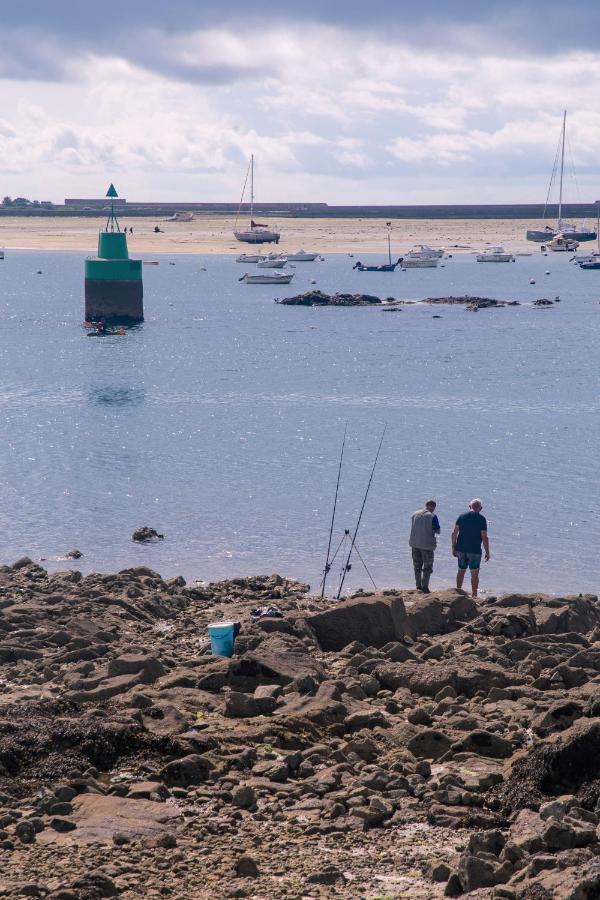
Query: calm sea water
0 248 598 596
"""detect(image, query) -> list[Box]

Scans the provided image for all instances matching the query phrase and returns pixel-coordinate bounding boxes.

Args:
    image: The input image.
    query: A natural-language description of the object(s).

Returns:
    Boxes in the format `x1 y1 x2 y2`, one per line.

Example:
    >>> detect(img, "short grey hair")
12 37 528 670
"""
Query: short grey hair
470 498 483 510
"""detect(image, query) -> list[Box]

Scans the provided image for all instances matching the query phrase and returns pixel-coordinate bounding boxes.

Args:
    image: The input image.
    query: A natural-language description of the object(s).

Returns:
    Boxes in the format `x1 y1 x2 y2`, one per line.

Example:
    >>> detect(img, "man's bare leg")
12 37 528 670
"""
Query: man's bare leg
456 569 466 591
471 569 480 598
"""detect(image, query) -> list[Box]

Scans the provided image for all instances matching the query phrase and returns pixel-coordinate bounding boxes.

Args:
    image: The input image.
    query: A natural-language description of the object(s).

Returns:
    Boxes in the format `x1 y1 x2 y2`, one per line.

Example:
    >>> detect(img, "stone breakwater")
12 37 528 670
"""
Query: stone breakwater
0 559 599 898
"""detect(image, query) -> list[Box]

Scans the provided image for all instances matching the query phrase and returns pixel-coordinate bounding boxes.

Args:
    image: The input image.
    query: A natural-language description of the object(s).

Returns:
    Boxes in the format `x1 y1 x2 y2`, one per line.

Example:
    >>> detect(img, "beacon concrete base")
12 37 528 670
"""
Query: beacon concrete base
85 279 144 323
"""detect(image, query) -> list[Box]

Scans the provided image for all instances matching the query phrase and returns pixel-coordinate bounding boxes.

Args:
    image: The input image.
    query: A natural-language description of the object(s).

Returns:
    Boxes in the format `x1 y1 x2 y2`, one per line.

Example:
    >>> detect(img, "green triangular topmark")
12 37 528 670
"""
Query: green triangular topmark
106 183 118 198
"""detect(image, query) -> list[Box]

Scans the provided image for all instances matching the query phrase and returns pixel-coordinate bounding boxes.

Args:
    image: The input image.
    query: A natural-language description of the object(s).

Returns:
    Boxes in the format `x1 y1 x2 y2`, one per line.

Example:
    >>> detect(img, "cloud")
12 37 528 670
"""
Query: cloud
1 13 600 203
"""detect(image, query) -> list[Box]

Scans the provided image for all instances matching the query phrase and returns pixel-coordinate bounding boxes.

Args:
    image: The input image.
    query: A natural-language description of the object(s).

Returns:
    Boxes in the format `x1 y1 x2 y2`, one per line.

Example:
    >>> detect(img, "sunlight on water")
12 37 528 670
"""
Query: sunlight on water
0 248 598 595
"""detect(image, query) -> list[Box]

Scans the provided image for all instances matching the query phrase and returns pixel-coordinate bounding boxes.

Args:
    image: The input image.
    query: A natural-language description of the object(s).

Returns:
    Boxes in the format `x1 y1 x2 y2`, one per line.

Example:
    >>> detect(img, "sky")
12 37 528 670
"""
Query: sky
2 1 600 204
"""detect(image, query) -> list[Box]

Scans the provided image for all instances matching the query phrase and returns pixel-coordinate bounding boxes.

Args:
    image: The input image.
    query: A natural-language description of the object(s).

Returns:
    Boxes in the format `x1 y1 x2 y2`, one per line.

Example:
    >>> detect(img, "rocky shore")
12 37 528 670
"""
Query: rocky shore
1 559 599 898
276 291 554 310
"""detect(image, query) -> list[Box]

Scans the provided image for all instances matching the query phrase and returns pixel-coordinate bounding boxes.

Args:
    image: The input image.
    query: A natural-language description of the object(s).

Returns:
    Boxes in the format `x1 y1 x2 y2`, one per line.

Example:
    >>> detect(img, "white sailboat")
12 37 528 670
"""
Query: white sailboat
527 111 596 243
234 155 280 245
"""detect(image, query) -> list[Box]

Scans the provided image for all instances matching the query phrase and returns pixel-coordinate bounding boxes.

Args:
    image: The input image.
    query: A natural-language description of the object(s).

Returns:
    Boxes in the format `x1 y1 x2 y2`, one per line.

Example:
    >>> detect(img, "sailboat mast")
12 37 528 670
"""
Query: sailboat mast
250 154 254 228
558 110 566 227
387 227 391 265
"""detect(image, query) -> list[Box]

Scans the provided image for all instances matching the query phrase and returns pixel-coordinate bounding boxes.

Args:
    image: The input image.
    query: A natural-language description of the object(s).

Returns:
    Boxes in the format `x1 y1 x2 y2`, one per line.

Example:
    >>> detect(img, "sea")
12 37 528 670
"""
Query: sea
1 248 599 596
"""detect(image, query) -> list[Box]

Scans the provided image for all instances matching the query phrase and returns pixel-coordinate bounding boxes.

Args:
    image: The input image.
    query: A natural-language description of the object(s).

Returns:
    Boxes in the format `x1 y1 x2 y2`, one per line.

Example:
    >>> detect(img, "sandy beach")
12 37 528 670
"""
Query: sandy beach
0 215 550 255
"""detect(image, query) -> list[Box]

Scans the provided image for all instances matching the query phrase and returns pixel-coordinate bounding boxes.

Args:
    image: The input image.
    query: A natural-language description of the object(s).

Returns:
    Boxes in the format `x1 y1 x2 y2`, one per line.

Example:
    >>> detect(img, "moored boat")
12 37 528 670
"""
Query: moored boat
401 256 440 268
406 244 445 259
476 246 515 262
257 257 288 268
236 253 265 263
239 271 294 284
283 250 319 261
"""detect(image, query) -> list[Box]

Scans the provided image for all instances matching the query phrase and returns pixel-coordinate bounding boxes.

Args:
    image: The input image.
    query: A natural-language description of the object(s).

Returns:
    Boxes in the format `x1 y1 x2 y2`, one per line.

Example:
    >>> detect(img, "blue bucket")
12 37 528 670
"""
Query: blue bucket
208 621 236 657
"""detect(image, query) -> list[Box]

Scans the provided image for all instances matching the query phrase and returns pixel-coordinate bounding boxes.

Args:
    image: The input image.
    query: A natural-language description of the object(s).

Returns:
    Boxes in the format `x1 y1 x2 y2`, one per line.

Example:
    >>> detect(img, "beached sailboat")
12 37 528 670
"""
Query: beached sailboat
353 225 402 271
527 111 597 244
234 155 280 245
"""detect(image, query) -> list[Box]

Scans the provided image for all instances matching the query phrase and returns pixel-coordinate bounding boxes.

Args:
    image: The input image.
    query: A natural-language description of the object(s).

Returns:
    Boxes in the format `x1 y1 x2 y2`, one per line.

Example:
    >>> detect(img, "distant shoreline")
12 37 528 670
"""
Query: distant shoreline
0 215 554 254
0 201 597 220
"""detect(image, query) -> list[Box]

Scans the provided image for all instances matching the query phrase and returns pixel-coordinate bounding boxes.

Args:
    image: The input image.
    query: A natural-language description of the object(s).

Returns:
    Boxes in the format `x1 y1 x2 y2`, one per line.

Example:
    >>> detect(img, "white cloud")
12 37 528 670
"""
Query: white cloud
0 26 599 202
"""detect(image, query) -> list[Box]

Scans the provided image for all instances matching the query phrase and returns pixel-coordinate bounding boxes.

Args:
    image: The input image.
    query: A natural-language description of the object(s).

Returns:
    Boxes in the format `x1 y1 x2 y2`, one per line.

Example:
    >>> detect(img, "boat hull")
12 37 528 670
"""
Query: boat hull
241 274 293 284
527 229 556 242
401 258 440 268
234 230 280 245
561 230 597 242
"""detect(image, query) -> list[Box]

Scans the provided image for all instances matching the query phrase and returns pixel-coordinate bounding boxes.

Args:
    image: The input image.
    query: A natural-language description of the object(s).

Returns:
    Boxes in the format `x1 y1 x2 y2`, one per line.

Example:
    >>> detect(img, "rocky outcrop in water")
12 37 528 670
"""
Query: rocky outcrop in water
276 292 553 311
131 526 164 543
276 290 385 306
0 560 599 897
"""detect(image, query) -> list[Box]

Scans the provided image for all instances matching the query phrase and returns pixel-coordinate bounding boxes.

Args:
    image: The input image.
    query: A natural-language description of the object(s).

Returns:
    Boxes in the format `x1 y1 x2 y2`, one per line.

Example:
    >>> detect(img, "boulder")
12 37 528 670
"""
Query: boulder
160 754 212 787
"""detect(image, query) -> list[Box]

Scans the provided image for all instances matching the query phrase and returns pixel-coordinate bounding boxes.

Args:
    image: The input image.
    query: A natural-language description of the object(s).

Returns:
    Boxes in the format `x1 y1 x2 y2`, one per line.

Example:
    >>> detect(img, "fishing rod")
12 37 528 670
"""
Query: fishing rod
320 423 348 598
336 424 387 600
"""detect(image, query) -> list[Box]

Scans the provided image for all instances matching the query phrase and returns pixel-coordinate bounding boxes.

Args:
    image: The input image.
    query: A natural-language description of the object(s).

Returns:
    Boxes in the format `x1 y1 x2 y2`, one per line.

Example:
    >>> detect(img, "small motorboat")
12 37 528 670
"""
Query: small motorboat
0 248 4 260
578 259 600 270
476 246 515 262
283 250 319 261
401 256 440 268
547 235 579 252
236 253 266 263
257 257 288 268
143 260 160 265
239 272 294 284
406 244 444 259
572 251 600 266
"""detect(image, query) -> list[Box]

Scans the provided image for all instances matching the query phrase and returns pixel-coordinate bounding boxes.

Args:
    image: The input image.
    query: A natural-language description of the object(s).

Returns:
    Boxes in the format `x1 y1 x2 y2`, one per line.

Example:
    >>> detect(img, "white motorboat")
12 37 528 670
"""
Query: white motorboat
546 235 579 252
476 246 515 262
239 272 294 284
233 155 280 245
406 244 444 259
573 250 600 266
401 256 440 268
283 250 319 261
257 257 288 268
236 253 265 263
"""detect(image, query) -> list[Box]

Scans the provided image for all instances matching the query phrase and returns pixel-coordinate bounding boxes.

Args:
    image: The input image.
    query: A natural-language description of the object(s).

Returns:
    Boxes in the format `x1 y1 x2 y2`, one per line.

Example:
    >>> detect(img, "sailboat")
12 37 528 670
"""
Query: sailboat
234 155 280 245
352 224 402 271
527 111 597 243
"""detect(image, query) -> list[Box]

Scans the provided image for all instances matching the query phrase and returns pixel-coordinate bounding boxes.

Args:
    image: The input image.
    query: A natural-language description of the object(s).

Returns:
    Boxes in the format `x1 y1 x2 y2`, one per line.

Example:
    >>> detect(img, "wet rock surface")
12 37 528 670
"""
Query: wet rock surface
0 561 598 897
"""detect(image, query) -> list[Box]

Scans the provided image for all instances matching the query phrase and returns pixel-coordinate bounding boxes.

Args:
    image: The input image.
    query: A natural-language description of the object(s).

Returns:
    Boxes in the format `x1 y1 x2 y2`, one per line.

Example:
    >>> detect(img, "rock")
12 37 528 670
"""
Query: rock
231 784 256 809
15 820 36 843
107 654 166 682
458 852 512 890
132 526 164 543
306 866 345 884
235 854 260 877
444 872 463 896
50 817 77 832
64 549 83 559
160 754 212 787
71 872 118 897
407 729 453 760
253 684 281 714
430 861 452 882
224 692 260 718
450 730 513 759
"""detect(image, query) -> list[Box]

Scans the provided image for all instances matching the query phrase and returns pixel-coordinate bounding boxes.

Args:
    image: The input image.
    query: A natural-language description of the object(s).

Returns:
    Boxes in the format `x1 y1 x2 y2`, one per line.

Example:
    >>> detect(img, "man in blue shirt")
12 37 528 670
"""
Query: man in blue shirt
451 499 490 599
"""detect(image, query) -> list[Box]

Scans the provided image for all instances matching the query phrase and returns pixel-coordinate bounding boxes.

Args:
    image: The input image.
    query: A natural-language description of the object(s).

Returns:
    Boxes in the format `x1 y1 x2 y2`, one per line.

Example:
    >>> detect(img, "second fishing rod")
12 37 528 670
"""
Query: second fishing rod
320 424 387 599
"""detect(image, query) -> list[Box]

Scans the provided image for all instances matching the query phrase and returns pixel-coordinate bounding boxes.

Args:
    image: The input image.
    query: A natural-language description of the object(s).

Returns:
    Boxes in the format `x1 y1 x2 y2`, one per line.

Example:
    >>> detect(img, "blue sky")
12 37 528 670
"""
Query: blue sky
2 2 600 203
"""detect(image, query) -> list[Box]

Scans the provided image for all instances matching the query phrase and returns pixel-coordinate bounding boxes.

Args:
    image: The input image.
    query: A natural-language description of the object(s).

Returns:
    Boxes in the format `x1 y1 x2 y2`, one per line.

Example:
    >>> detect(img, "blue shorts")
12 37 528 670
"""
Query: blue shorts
457 552 482 571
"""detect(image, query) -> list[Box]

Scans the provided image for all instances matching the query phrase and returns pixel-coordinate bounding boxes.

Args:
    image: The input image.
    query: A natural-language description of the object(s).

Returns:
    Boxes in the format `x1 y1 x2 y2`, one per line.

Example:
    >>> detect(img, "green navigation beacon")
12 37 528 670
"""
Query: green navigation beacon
84 184 143 323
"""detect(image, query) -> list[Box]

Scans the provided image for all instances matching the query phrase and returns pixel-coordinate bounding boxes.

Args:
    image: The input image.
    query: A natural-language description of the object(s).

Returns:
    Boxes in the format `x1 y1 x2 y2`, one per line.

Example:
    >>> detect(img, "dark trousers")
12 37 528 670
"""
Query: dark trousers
412 547 434 589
